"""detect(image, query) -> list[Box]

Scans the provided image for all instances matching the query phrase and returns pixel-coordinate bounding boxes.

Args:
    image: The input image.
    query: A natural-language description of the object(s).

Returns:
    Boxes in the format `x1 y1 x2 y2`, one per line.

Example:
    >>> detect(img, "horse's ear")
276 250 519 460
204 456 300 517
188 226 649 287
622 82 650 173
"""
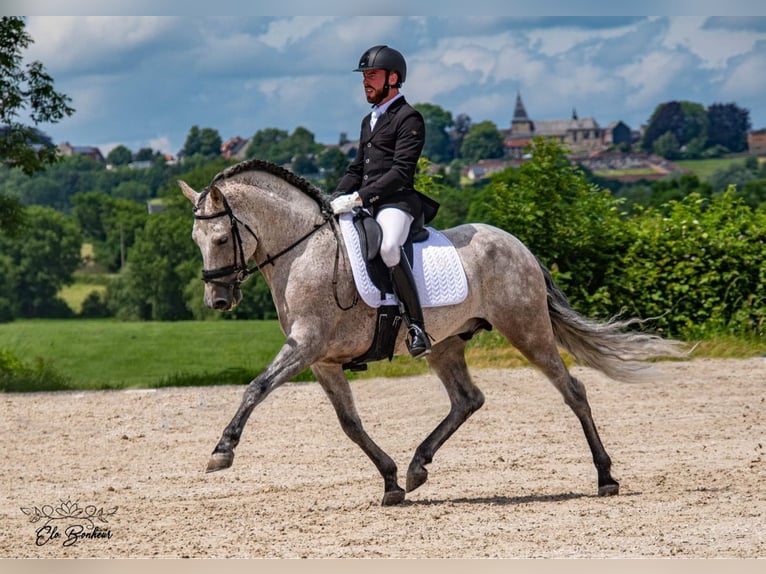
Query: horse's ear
209 184 224 207
178 180 199 205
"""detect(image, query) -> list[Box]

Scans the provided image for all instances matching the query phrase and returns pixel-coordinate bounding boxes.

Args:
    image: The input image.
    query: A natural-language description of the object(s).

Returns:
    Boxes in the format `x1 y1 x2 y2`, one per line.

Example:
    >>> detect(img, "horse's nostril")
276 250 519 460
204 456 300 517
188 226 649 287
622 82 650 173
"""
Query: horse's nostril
213 299 229 310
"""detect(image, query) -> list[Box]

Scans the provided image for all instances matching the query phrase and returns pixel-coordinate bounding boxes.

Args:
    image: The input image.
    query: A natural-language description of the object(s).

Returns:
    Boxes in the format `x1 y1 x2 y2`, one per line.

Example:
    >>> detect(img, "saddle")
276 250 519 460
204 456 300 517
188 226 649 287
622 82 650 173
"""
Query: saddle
343 208 429 372
351 207 429 297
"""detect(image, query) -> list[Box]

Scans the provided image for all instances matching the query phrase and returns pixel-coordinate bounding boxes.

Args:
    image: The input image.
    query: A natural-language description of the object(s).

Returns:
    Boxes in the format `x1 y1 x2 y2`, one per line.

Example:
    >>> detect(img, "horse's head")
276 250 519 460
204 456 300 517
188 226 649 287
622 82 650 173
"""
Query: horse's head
179 179 256 311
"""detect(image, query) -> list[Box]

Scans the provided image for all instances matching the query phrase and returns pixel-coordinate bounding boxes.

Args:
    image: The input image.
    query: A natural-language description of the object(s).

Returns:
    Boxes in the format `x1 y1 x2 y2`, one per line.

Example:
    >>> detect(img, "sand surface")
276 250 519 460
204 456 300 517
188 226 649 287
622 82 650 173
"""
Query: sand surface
1 357 763 558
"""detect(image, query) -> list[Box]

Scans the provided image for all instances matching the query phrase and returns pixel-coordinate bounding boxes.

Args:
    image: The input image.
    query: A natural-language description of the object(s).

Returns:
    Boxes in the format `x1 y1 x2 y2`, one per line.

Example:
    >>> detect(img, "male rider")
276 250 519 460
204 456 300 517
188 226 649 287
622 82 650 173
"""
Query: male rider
331 45 438 359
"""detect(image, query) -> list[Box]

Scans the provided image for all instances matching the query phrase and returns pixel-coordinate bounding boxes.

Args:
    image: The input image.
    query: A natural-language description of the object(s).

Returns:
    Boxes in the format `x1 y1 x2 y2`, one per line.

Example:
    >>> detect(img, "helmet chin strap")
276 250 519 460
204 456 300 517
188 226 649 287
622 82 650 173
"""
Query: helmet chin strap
372 70 392 105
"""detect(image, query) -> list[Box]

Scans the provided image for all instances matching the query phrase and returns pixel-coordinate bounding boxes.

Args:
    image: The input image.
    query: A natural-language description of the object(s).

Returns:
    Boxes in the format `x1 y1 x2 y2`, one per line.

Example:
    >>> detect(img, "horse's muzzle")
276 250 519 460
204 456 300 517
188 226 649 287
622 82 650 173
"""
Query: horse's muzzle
205 283 242 311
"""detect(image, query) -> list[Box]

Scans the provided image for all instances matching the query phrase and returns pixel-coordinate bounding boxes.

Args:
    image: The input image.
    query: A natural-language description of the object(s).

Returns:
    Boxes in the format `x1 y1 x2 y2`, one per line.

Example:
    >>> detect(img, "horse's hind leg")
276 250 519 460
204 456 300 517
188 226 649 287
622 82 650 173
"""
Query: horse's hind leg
499 321 619 496
407 335 485 493
312 363 405 506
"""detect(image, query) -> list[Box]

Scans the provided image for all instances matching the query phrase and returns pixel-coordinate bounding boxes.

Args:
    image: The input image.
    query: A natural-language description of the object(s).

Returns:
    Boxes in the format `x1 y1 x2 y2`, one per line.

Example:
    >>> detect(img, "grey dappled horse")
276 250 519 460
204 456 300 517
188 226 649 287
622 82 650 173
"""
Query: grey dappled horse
179 159 686 506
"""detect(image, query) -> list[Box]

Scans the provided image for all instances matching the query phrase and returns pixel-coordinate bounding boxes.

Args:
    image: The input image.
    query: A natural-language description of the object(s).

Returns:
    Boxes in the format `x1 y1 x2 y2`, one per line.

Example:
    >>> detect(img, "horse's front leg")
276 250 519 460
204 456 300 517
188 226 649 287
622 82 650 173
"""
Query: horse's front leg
207 335 314 472
312 363 405 506
407 335 485 493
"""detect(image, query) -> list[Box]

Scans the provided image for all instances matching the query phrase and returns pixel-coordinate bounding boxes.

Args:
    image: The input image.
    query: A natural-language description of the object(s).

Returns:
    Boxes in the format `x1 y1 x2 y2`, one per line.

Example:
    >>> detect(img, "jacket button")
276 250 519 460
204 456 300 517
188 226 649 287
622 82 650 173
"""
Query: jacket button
365 158 370 163
363 175 368 180
367 142 372 148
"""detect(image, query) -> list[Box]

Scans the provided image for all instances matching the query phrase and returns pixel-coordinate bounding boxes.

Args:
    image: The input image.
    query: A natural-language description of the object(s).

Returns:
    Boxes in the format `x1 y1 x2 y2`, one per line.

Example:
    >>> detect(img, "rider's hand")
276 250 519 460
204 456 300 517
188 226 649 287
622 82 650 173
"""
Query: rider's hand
330 191 362 214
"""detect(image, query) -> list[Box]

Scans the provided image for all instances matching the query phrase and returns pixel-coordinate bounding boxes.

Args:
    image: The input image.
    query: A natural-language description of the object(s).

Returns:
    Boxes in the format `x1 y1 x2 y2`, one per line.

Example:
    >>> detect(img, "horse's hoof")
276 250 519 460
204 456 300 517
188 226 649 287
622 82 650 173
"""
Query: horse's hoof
381 488 406 506
206 451 234 473
598 483 619 496
406 466 428 492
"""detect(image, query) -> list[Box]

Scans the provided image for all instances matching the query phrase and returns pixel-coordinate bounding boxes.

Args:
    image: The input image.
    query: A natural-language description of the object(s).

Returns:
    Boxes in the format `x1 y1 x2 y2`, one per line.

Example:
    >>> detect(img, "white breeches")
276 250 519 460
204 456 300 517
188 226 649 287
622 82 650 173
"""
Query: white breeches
375 207 414 267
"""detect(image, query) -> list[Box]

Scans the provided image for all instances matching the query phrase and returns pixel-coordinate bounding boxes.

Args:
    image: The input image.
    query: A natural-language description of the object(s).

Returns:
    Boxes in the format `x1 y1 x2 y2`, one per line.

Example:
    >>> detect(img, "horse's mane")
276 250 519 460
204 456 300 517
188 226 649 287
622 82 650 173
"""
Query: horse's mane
210 158 331 212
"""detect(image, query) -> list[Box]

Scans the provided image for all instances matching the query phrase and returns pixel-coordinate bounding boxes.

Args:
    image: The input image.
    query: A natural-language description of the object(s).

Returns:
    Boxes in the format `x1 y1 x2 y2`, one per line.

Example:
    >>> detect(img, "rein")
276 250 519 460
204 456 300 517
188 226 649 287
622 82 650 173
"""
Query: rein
194 187 358 310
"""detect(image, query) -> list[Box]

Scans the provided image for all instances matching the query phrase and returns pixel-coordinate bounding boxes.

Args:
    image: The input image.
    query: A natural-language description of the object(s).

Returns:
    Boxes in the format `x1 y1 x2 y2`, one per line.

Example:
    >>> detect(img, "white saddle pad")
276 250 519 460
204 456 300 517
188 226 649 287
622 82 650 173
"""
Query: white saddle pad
338 212 468 309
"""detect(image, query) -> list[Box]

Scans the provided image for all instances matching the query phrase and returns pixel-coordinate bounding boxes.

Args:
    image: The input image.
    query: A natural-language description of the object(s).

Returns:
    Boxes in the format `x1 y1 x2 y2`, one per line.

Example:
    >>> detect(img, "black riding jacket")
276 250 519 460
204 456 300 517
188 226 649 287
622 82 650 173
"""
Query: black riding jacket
335 97 427 220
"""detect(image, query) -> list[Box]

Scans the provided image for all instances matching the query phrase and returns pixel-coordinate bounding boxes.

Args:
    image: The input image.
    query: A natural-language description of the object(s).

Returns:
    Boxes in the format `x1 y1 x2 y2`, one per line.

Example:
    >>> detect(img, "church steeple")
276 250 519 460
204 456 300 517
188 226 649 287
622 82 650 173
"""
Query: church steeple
513 91 529 121
511 91 533 134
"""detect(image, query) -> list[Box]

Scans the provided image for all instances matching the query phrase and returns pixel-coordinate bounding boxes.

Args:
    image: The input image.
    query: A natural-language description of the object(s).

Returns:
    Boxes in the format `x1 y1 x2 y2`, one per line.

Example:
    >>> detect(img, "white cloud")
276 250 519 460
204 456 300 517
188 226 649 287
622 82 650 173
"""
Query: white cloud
26 17 178 73
149 136 174 155
618 50 692 108
258 16 337 50
526 22 635 57
663 16 763 69
720 49 766 98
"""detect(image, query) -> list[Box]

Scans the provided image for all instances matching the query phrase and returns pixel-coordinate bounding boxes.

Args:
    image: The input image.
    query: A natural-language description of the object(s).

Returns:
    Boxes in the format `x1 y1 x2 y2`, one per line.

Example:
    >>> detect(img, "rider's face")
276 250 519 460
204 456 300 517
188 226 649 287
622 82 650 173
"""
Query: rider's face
362 69 397 105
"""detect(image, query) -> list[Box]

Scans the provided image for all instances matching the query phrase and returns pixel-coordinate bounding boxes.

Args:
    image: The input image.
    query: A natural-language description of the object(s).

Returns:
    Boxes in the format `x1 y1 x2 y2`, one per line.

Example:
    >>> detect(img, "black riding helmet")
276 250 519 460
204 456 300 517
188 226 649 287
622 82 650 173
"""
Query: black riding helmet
354 45 407 87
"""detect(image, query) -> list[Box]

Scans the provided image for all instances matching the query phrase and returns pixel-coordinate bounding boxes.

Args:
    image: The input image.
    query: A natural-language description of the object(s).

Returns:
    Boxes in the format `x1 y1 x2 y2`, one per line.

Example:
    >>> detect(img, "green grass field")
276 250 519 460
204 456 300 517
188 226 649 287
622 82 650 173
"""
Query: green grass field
593 168 658 177
675 156 748 180
0 319 294 390
1 319 763 393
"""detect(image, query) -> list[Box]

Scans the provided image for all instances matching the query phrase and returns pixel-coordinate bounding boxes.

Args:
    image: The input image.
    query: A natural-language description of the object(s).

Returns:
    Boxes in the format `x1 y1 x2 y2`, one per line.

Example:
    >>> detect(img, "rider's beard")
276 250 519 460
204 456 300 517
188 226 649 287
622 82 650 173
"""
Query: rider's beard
365 84 388 105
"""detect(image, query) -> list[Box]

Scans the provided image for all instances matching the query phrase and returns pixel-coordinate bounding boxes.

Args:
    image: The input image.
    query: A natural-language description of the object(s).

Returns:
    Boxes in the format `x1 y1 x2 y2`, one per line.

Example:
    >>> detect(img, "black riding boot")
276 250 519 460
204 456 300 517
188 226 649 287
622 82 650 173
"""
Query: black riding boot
390 250 431 359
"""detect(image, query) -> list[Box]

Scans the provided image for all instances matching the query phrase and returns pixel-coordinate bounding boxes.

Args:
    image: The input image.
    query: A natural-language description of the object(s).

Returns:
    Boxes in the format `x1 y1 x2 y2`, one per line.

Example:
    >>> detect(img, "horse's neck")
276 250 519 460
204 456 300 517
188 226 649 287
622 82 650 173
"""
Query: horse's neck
227 178 322 274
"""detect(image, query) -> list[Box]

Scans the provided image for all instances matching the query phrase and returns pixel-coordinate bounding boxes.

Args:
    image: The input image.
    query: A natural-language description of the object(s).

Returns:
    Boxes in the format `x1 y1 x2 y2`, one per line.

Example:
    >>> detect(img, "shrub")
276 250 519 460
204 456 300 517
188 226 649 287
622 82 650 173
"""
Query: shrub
0 349 73 392
609 187 765 338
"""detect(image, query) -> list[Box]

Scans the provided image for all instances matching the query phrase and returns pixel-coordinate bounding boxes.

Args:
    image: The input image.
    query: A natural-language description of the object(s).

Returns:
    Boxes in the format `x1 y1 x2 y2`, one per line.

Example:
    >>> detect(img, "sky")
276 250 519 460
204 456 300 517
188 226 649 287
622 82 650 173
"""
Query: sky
9 8 766 157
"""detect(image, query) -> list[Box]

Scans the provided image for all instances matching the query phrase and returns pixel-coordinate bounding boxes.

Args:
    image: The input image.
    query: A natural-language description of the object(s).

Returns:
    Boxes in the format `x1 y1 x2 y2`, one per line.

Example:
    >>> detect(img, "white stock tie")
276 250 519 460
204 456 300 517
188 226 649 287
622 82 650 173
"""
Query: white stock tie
370 109 379 130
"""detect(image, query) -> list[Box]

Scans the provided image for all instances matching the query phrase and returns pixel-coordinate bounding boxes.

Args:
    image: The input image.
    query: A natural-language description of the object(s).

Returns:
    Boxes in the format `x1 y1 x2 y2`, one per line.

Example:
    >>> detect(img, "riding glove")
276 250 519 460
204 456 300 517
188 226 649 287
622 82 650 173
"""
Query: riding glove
330 191 362 214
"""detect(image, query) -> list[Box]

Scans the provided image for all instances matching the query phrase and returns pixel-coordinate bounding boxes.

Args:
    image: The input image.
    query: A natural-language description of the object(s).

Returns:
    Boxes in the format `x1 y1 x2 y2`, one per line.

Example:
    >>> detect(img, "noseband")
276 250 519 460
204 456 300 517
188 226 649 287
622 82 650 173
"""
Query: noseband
194 187 330 291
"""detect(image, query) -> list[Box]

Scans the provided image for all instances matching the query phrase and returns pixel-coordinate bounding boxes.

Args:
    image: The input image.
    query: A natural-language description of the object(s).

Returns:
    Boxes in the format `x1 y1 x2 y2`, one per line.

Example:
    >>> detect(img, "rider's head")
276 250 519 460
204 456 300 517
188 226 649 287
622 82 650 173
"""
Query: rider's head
354 45 407 105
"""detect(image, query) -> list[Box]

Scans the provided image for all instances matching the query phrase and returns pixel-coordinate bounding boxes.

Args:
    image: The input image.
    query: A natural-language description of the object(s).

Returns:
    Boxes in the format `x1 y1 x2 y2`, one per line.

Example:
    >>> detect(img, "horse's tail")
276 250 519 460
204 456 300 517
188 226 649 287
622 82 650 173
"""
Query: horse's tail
540 262 690 382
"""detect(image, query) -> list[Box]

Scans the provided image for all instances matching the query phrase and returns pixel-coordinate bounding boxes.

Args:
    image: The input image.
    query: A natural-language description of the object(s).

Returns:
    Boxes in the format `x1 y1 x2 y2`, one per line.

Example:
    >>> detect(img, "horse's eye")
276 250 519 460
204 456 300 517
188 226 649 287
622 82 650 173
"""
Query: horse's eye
213 234 229 246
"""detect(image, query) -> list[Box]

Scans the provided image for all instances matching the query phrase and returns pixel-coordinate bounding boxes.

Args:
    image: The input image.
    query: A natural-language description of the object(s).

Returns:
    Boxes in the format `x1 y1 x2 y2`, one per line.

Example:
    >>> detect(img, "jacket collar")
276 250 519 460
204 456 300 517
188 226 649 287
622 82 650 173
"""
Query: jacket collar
362 96 407 143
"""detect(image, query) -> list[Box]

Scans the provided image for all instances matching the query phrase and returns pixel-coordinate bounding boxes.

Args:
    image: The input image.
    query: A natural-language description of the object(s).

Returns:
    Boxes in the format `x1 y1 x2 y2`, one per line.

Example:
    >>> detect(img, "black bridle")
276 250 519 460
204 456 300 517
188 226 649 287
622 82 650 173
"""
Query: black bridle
194 187 330 291
193 187 357 310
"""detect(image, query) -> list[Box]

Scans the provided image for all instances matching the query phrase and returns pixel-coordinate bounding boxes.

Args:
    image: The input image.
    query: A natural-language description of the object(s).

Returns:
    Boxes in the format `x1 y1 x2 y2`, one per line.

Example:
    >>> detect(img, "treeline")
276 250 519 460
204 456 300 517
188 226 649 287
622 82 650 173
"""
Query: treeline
641 101 751 159
0 136 763 341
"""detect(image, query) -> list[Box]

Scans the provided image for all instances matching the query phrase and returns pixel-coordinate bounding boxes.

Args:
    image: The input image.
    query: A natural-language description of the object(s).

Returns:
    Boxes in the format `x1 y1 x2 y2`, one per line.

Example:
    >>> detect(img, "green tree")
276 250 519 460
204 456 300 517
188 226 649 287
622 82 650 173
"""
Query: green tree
72 191 148 271
291 153 318 175
106 208 198 320
652 131 681 160
0 193 25 236
245 126 322 166
707 102 750 153
642 101 707 156
415 103 454 163
0 17 74 234
460 121 505 163
245 127 290 164
450 113 472 159
316 146 349 192
106 145 132 166
134 147 157 162
482 137 630 312
0 205 81 318
182 125 222 158
0 17 74 175
112 180 151 202
286 126 321 158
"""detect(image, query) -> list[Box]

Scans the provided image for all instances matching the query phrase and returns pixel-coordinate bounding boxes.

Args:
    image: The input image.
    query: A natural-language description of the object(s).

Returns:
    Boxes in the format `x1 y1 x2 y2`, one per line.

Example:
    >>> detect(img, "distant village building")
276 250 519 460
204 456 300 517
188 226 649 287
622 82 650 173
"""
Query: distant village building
221 136 250 160
463 158 521 181
501 92 614 156
57 142 104 163
747 129 766 156
603 121 633 147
